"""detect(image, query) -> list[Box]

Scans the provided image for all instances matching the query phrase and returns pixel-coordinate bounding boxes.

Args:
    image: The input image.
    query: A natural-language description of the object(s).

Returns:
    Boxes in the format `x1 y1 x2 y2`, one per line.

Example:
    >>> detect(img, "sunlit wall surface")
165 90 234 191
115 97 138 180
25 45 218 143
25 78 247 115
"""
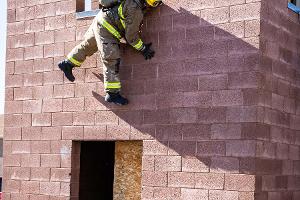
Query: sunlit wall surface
0 0 5 185
0 0 7 115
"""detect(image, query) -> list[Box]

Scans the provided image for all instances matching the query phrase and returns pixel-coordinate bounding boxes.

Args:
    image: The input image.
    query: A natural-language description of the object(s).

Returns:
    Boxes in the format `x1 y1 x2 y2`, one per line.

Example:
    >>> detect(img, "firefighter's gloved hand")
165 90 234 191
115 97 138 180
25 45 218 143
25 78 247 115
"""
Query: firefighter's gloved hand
141 43 155 60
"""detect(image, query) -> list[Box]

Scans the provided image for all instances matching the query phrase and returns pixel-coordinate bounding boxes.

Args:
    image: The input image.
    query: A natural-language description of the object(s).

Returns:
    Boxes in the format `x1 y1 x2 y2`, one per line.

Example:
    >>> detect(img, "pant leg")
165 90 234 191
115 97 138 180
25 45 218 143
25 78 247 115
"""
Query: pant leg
67 19 98 67
93 16 122 93
101 43 121 93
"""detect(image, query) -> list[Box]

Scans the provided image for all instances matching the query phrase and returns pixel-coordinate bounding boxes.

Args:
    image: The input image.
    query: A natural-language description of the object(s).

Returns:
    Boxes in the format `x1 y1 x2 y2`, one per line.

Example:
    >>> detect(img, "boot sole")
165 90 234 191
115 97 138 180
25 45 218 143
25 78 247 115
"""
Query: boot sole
105 98 129 106
58 63 75 82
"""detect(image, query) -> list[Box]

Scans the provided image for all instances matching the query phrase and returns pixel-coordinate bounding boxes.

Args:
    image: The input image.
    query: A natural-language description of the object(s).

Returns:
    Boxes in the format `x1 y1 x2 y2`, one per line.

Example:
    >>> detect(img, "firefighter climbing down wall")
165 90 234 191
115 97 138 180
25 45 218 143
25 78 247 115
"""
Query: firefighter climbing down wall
58 0 162 105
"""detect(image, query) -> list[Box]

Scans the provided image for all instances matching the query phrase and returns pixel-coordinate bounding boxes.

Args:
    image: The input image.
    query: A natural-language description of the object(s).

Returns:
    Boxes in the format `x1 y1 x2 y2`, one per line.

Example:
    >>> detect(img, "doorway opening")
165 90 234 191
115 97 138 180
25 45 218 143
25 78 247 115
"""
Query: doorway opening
79 141 115 200
72 141 143 200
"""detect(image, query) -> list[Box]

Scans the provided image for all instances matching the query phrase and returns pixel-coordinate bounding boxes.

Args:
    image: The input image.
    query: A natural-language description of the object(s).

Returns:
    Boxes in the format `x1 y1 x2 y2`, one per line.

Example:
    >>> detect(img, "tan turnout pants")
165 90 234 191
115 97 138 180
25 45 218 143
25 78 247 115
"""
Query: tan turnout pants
67 12 121 93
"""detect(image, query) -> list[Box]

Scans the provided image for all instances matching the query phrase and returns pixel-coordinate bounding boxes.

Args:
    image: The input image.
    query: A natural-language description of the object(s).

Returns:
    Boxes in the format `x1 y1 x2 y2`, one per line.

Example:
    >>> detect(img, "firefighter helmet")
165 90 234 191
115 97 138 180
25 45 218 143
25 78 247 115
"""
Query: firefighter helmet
146 0 162 7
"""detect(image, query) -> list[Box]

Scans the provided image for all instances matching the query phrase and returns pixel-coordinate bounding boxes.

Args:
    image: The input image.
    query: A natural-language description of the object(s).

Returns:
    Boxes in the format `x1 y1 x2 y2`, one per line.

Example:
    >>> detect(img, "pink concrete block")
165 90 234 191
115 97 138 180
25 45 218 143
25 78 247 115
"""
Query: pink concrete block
182 156 210 173
153 187 181 199
41 154 61 168
181 188 208 200
142 171 167 187
73 112 95 126
40 182 60 196
21 154 40 167
210 157 239 173
31 141 51 154
168 172 195 188
154 156 181 172
31 167 51 181
195 173 224 189
209 190 239 200
225 174 256 191
21 181 40 194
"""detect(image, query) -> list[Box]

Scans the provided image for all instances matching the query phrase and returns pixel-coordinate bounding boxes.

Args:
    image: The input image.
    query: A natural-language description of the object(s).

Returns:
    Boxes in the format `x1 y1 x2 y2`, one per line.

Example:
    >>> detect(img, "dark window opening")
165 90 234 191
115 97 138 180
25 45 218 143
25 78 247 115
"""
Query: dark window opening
291 0 300 6
79 141 115 200
289 0 300 13
76 0 85 12
0 139 3 157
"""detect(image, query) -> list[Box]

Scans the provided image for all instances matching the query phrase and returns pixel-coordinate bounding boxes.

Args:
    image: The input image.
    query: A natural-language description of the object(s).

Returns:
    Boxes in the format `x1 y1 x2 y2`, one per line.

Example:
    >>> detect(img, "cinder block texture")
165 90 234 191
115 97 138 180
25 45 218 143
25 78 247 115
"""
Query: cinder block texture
254 0 300 199
4 0 300 199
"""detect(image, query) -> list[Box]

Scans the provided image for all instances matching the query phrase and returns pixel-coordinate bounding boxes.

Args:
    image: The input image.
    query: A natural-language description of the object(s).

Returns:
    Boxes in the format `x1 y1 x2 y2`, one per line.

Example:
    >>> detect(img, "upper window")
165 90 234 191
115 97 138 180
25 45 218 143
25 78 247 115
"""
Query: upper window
76 0 100 19
291 0 300 6
288 0 300 13
76 0 95 12
85 0 92 11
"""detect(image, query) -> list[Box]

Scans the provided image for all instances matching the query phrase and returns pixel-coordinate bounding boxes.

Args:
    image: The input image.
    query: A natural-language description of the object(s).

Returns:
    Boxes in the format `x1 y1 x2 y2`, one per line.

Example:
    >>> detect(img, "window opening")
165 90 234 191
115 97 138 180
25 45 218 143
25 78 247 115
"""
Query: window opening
288 0 300 13
77 0 99 12
76 0 101 19
85 0 92 11
291 0 300 6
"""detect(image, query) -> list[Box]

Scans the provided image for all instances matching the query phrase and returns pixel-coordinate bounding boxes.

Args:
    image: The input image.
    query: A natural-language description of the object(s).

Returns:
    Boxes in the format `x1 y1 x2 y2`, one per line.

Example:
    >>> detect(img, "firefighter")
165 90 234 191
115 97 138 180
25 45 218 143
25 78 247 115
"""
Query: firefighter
58 0 162 105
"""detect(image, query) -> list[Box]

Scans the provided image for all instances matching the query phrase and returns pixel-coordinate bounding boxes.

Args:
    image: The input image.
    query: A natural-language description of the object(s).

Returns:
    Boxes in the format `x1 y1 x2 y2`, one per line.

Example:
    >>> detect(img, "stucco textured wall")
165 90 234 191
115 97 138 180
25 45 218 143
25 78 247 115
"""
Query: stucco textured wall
3 0 300 199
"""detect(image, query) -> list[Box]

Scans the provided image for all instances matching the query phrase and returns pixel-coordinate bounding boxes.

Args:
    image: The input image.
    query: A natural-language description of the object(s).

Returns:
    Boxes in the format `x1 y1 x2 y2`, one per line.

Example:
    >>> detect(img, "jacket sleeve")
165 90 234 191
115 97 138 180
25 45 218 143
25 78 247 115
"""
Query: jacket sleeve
124 6 145 51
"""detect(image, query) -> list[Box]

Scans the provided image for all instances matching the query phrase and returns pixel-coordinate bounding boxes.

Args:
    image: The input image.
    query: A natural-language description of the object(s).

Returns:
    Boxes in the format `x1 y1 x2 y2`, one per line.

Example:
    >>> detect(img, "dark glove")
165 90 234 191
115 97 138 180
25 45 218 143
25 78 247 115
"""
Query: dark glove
141 43 155 60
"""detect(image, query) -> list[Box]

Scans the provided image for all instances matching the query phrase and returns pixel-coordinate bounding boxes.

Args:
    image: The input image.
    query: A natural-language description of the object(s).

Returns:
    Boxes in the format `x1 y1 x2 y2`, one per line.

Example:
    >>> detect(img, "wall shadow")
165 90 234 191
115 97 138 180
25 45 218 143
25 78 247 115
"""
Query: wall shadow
86 3 264 196
91 5 260 163
70 1 300 199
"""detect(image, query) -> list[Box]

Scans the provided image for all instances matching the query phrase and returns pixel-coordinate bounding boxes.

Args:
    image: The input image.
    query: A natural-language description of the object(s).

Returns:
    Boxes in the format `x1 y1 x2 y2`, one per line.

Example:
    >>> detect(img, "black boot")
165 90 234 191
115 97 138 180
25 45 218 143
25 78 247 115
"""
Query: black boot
105 92 129 106
58 60 75 82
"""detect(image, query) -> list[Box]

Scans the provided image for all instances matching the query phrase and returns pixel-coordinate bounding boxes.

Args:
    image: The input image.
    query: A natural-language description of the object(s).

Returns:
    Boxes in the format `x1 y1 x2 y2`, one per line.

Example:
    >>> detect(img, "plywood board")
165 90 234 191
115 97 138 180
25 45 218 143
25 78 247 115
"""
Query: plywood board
114 141 143 200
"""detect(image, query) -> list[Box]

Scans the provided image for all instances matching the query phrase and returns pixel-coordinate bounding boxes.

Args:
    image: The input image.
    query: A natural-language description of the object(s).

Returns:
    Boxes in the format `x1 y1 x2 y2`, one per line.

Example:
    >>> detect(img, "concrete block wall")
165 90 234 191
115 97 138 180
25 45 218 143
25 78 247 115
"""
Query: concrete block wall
0 115 4 178
3 0 300 199
256 0 300 199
